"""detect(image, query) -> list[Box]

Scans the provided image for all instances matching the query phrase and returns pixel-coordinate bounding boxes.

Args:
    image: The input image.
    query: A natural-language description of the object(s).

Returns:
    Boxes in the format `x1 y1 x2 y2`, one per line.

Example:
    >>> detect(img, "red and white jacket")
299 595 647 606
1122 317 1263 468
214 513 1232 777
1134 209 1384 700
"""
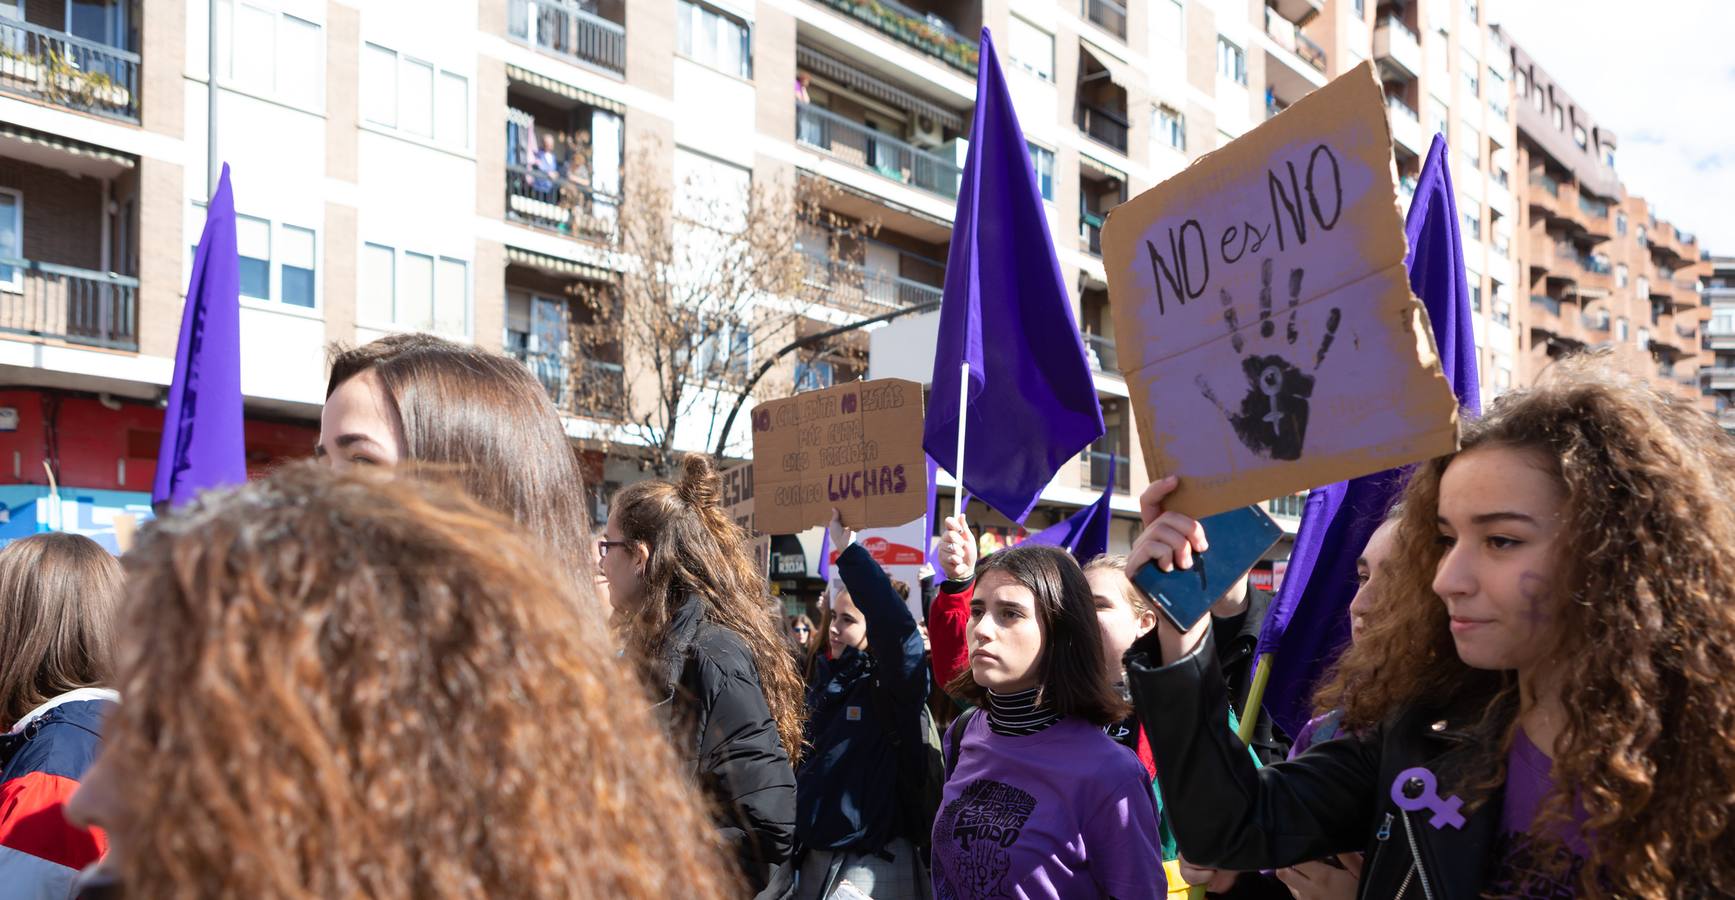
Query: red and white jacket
0 688 115 899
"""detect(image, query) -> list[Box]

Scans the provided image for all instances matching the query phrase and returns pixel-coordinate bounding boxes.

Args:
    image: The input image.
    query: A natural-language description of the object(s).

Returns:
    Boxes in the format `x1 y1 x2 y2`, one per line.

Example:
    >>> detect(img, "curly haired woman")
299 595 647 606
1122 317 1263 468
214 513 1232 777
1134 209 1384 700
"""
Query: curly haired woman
602 454 805 891
1125 355 1735 898
64 464 740 898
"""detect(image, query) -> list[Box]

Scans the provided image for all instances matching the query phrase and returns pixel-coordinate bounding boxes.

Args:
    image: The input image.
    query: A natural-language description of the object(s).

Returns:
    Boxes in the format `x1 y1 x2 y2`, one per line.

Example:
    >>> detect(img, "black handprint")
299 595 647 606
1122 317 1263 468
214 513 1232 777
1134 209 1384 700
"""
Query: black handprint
1196 259 1341 462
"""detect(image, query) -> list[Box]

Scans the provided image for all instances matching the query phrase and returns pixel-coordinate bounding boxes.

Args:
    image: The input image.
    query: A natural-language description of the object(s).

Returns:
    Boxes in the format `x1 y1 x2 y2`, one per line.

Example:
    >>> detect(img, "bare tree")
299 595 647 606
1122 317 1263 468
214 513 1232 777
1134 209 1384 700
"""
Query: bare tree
568 141 879 476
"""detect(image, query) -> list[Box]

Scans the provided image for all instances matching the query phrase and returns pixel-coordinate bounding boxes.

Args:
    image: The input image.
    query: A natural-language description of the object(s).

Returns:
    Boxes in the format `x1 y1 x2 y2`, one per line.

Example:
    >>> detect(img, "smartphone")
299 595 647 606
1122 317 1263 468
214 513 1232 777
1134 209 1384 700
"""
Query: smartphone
1131 504 1284 632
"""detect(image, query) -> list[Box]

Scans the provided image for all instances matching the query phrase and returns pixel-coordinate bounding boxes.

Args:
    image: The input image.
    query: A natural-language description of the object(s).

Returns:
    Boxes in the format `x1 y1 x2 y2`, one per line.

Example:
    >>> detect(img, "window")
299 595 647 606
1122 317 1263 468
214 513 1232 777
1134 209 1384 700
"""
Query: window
1464 0 1479 23
677 0 753 79
1217 37 1246 86
219 3 323 109
1637 327 1649 349
1637 275 1649 298
1616 263 1629 288
1461 49 1479 97
359 243 470 337
1616 212 1628 235
364 44 469 149
1155 105 1185 151
0 188 19 291
69 0 129 48
1551 103 1564 131
1026 142 1055 201
1636 225 1647 246
1461 197 1482 240
1571 124 1587 150
1151 0 1183 47
698 319 751 382
1487 69 1507 119
1469 280 1483 312
1616 317 1629 341
1354 0 1365 16
1461 120 1481 172
236 214 270 300
794 359 833 392
280 225 314 308
1514 68 1528 99
1429 98 1449 146
363 44 397 127
1602 145 1616 168
1008 16 1054 82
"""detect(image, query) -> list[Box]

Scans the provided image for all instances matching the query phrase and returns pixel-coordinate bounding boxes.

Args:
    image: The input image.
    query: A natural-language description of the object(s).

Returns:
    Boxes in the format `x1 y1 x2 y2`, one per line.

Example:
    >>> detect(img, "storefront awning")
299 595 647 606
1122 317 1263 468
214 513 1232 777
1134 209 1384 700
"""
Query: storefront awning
797 44 963 132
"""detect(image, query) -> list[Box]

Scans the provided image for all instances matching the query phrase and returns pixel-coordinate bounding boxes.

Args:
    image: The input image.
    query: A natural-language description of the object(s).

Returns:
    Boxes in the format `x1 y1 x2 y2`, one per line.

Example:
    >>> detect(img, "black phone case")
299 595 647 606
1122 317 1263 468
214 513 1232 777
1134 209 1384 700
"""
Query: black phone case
1131 504 1285 631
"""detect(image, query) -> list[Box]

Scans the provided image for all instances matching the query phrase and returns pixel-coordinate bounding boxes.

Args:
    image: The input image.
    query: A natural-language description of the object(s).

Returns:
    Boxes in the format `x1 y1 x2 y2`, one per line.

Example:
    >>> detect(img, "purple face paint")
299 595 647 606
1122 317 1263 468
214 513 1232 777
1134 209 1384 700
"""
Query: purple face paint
1518 571 1551 625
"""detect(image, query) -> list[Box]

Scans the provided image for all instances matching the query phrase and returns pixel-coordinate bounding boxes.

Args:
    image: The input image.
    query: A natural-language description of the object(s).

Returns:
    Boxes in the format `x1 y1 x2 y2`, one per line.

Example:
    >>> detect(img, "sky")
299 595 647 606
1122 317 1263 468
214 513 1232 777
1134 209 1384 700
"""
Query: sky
1493 0 1735 257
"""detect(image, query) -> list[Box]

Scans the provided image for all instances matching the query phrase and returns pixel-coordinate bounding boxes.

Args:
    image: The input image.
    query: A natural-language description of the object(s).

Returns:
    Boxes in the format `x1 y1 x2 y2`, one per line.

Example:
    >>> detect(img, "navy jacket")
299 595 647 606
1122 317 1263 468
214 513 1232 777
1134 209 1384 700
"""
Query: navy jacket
795 542 928 852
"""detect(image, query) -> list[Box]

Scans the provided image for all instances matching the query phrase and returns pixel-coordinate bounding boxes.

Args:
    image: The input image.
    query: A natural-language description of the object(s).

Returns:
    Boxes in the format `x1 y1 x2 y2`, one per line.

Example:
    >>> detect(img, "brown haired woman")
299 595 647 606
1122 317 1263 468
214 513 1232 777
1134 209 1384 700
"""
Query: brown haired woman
64 463 739 898
0 534 121 897
601 453 804 891
933 544 1167 899
1126 356 1735 898
319 332 594 582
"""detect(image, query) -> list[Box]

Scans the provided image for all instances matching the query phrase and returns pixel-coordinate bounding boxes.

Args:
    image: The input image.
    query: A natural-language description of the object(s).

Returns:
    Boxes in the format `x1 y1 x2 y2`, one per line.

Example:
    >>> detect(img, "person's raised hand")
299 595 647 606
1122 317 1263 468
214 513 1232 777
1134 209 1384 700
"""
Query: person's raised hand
828 508 856 552
1128 476 1210 575
938 514 977 582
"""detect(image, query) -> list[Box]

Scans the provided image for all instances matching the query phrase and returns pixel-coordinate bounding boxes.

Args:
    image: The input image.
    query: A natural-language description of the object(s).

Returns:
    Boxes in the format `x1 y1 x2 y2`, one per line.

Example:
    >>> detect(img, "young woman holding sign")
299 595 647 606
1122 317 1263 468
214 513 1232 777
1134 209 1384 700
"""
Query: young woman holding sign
1124 357 1735 898
932 543 1167 900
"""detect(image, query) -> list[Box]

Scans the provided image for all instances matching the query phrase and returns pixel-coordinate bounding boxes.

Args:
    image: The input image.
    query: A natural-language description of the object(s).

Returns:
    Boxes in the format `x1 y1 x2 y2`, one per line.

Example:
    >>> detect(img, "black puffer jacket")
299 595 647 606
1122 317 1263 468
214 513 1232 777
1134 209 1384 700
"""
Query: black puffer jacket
655 595 798 891
1126 630 1505 900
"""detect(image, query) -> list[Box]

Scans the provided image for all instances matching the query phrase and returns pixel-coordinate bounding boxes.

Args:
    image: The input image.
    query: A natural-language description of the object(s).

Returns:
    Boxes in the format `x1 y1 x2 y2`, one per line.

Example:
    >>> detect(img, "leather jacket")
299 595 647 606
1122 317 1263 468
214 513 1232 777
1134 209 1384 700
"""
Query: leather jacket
1125 630 1506 900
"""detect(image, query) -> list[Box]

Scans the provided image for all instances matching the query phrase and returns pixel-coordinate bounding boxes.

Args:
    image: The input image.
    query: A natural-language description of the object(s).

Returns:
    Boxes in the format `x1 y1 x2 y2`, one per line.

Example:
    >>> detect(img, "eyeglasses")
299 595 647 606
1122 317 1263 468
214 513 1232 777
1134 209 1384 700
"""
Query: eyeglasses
598 539 630 558
792 626 811 634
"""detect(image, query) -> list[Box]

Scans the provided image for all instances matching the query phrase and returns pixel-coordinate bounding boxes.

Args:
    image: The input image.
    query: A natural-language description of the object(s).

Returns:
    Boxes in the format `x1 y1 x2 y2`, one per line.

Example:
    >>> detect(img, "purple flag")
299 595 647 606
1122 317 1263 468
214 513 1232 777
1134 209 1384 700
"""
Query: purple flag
817 526 832 584
922 27 1104 524
1026 455 1114 563
153 164 245 509
1254 134 1481 736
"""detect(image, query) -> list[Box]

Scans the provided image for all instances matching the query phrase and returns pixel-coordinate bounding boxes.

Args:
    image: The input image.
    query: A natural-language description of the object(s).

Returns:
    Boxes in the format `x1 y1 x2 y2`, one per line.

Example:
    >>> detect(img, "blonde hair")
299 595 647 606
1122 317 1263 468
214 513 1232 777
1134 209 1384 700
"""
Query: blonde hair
1082 554 1156 617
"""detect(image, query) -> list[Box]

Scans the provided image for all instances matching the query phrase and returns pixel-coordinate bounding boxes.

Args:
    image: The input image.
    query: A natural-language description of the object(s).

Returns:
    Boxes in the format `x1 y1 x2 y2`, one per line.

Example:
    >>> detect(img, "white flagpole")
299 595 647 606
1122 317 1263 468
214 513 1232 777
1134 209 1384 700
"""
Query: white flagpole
954 361 969 522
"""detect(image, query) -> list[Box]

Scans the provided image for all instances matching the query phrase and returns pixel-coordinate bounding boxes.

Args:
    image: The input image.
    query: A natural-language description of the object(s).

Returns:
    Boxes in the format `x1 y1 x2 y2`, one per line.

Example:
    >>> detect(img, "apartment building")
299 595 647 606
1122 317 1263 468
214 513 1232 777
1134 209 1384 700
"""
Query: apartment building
1495 27 1711 405
1703 256 1735 434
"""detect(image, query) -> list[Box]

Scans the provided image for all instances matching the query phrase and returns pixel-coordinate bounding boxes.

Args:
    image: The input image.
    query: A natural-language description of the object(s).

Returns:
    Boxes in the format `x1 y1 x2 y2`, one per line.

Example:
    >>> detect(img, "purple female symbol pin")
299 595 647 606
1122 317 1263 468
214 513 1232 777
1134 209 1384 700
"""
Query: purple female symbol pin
1391 767 1465 830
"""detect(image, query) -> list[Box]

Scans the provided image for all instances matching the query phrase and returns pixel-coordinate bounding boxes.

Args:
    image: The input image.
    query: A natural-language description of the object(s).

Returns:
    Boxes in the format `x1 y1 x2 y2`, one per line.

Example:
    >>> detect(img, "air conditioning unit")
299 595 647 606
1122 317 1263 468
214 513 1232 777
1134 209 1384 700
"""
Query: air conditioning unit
906 113 944 149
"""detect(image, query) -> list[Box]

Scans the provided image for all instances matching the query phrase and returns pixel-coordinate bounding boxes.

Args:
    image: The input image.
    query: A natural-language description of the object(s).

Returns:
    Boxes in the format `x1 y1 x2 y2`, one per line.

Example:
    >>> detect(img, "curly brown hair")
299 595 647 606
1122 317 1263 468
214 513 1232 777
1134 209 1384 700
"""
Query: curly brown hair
611 453 806 764
105 463 739 898
1315 354 1735 897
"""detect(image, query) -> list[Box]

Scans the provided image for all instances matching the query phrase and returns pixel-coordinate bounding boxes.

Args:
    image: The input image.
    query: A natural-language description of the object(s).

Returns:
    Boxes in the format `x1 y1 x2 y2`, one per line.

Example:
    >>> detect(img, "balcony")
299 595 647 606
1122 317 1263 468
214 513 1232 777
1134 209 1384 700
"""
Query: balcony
800 251 943 317
1527 172 1563 221
1718 408 1735 433
1267 0 1326 26
1080 211 1105 257
1264 7 1327 75
1081 449 1130 494
1707 319 1735 351
0 258 138 351
806 0 979 76
796 103 961 200
1083 331 1117 374
506 0 626 77
1083 0 1127 40
1577 193 1612 242
1706 368 1735 391
0 18 139 122
1581 311 1611 337
506 166 620 242
1373 17 1421 79
1526 226 1556 274
1386 95 1423 158
1076 104 1129 155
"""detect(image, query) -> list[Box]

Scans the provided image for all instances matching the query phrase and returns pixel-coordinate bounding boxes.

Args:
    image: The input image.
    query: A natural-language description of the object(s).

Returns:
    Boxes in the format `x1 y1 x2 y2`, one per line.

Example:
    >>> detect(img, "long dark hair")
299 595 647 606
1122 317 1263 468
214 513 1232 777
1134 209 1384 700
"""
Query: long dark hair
946 544 1129 726
0 533 122 727
326 333 593 582
611 454 806 763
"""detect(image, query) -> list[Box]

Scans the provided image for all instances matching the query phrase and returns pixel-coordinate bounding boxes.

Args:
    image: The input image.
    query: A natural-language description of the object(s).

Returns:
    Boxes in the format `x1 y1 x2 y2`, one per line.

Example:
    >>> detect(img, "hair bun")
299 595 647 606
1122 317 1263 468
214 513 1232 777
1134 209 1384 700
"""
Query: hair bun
677 454 722 510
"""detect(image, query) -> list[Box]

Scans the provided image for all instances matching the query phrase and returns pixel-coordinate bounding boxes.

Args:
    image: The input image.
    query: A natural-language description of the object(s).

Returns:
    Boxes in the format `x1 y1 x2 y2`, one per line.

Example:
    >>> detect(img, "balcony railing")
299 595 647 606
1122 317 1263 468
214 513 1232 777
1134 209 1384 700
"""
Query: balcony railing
1296 33 1327 72
1265 491 1308 519
796 103 961 199
800 252 943 314
1530 294 1561 317
1264 8 1327 73
1531 172 1560 197
1083 0 1128 39
1578 194 1609 219
506 343 628 420
1077 104 1129 154
1082 449 1130 494
1083 332 1117 373
1386 94 1419 123
0 18 140 121
0 258 138 350
506 0 626 76
808 0 979 75
1081 211 1105 257
505 164 620 242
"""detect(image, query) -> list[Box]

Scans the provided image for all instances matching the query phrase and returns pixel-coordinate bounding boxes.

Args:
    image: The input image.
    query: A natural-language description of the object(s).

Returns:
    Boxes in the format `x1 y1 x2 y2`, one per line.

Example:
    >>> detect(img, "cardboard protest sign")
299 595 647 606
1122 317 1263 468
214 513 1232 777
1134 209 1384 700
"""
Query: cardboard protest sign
751 378 928 535
1101 61 1459 518
721 462 755 534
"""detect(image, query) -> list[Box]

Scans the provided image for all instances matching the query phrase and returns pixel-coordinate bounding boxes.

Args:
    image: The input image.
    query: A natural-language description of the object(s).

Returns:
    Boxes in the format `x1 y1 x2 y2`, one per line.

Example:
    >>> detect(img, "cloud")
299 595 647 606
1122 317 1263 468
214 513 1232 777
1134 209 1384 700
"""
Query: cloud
1493 0 1735 254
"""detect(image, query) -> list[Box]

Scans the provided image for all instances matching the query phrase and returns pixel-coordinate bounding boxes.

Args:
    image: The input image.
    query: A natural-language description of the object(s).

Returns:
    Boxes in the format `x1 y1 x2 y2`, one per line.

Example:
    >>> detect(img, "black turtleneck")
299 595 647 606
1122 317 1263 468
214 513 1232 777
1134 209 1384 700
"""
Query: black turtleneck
985 686 1061 736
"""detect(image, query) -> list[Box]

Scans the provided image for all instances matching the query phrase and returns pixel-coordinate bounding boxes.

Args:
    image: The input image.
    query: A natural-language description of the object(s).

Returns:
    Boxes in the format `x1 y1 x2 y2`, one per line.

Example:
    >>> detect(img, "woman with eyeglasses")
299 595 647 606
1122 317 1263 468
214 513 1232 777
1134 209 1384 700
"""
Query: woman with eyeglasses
787 614 818 655
600 454 803 893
